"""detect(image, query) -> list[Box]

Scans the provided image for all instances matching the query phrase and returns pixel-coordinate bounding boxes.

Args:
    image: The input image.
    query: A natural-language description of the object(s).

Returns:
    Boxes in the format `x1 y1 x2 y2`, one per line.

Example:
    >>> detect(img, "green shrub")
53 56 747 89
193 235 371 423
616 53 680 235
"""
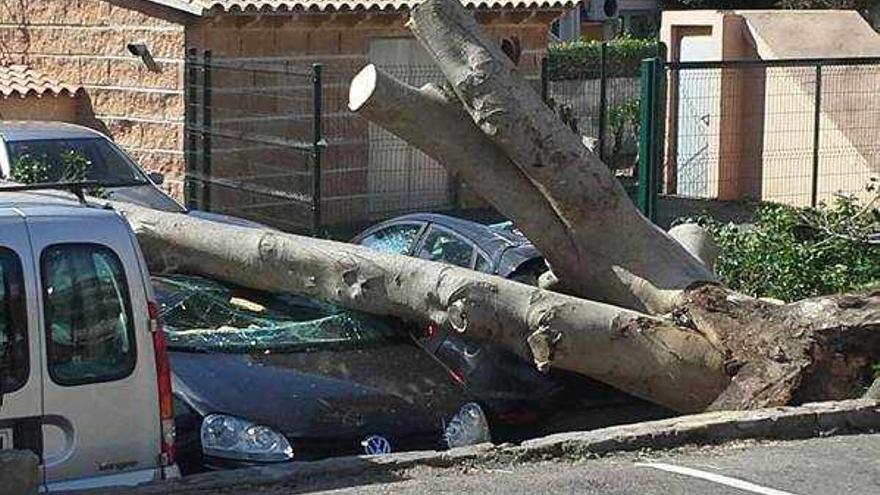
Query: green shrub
548 34 660 80
680 184 880 301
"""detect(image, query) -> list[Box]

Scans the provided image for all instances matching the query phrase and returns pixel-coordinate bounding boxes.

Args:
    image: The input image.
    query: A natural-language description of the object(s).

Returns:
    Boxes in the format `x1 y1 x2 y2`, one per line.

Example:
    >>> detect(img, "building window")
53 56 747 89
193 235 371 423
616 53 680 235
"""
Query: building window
0 247 28 394
42 244 136 386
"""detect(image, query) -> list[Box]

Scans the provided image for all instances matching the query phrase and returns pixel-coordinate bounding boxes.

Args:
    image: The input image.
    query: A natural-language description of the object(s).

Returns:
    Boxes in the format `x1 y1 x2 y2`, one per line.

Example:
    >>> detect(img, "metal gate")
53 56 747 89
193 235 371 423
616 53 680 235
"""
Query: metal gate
638 55 880 223
184 50 323 234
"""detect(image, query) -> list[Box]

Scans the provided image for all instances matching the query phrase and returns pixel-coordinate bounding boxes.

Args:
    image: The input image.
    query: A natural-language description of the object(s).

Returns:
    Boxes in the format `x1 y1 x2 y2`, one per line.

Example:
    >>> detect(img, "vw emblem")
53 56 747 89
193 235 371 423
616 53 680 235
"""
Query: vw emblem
361 435 392 455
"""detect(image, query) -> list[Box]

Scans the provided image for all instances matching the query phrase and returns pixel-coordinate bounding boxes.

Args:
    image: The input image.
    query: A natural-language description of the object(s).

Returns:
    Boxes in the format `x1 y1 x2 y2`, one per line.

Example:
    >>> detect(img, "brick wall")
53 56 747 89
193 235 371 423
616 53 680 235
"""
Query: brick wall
0 0 189 197
187 10 559 228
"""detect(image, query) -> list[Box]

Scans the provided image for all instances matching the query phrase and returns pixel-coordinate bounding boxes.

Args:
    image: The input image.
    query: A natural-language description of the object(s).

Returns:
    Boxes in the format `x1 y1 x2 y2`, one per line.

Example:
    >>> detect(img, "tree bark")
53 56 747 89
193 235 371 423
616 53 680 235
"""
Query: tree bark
407 0 715 315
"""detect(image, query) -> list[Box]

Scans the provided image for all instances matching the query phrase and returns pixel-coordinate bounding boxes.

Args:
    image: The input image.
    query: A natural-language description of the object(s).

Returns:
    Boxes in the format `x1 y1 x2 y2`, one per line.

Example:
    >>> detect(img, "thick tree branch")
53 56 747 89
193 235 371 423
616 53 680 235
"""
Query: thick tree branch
408 0 716 314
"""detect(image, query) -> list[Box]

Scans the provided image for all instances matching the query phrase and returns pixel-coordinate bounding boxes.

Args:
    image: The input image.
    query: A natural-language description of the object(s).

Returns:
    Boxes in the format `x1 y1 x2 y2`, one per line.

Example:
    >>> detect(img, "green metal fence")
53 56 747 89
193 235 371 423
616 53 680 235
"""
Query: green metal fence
639 55 880 226
184 50 324 235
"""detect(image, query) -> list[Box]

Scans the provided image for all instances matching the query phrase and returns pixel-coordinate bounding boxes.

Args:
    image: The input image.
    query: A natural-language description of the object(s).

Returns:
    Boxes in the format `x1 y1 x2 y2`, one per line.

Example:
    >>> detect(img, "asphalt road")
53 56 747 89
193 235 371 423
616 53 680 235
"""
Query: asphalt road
268 433 880 495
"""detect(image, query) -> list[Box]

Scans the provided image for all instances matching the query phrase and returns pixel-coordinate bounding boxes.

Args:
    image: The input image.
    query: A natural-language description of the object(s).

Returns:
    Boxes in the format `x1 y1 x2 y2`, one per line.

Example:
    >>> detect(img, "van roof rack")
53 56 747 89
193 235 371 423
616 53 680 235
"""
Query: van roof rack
0 181 100 205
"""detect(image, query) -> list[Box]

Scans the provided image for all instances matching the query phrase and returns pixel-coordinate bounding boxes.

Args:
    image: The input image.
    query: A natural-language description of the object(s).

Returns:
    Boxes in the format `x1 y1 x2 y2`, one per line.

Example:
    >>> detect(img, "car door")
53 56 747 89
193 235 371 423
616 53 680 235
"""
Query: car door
0 214 45 463
26 213 160 488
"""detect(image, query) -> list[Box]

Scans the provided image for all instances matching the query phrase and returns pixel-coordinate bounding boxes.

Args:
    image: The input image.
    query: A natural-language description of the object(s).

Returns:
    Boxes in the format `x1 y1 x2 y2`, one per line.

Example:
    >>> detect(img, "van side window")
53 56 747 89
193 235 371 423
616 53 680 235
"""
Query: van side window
41 244 136 386
0 247 28 393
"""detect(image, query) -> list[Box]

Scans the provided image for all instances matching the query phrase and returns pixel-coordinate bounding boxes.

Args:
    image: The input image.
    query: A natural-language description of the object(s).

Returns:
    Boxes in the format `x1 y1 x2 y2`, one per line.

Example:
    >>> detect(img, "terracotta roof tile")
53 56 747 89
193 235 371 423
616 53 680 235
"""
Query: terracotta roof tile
183 0 575 14
0 65 82 99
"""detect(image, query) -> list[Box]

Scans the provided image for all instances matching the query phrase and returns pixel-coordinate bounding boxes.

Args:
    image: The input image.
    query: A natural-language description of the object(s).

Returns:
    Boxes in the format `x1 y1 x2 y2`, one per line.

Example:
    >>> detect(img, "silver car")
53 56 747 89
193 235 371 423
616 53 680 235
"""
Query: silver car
0 187 179 491
0 121 264 228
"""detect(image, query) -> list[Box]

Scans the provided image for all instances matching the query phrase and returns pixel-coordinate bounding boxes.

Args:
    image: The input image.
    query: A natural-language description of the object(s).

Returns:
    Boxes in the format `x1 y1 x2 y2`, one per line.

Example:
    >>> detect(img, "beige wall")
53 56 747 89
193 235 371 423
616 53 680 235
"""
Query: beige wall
0 0 189 197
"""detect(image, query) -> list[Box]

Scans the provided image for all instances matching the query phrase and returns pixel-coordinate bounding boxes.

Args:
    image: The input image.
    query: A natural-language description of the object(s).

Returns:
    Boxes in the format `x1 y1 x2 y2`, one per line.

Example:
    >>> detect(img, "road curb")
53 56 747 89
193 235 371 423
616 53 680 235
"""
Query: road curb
68 399 880 495
512 399 880 460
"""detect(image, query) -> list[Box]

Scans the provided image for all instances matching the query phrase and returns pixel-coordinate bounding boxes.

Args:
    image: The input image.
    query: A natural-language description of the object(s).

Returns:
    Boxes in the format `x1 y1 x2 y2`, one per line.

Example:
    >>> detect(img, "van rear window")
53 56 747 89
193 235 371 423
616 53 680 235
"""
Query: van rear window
41 244 136 386
0 247 28 393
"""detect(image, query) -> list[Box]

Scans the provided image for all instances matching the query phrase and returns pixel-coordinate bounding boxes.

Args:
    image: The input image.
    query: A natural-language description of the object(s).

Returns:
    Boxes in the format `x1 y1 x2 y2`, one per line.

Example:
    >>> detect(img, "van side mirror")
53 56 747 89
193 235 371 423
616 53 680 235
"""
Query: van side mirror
147 172 164 186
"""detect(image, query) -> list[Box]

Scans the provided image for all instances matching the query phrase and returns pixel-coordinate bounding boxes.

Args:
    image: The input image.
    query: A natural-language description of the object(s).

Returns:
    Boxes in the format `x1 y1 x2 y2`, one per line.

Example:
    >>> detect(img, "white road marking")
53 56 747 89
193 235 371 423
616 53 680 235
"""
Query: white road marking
635 462 800 495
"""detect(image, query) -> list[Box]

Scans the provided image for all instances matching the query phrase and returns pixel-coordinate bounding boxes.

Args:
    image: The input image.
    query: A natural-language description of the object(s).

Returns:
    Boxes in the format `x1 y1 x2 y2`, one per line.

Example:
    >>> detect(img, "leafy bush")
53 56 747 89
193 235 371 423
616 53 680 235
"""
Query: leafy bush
681 184 880 301
548 35 660 80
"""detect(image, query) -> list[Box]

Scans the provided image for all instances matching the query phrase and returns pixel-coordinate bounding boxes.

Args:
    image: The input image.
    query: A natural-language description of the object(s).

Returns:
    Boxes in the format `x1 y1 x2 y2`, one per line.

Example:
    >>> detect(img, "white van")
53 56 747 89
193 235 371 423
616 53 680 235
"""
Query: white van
0 184 178 491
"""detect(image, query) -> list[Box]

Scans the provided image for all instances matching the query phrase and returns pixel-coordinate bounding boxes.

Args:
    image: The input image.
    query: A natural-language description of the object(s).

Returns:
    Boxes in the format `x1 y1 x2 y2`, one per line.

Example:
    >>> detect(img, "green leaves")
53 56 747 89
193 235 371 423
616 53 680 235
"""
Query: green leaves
681 187 880 301
10 150 107 198
548 35 659 81
9 153 51 184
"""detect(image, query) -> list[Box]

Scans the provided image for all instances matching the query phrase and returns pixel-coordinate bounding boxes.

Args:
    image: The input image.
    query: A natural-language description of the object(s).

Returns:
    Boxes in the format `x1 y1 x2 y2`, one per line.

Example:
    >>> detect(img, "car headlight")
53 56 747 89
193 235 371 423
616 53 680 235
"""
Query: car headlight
444 402 491 448
201 413 293 462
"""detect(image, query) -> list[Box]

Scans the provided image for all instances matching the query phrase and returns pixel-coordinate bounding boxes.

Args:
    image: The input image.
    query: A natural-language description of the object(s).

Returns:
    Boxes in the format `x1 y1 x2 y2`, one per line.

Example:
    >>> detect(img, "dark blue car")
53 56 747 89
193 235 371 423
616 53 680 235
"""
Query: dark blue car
154 275 491 473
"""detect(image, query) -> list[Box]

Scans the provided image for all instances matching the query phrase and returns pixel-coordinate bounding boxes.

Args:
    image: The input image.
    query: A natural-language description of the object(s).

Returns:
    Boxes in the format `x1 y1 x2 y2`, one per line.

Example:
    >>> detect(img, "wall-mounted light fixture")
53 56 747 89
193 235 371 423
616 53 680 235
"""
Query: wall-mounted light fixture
127 41 161 73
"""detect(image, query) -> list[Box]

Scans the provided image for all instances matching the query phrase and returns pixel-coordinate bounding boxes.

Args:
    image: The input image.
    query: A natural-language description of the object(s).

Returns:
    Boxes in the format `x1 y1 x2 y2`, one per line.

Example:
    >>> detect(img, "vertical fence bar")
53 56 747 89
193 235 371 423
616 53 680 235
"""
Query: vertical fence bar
651 56 665 220
184 48 198 209
598 41 608 162
311 63 323 236
540 56 549 104
201 50 212 211
810 64 822 207
637 57 661 222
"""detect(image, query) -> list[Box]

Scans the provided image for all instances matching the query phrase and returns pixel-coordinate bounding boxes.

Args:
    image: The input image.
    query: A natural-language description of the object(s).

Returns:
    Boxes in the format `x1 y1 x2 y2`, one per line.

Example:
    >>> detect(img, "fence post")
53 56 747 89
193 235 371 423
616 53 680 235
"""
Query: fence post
311 63 323 236
637 57 661 222
201 50 212 211
598 41 607 162
810 64 823 208
184 48 198 210
540 56 549 104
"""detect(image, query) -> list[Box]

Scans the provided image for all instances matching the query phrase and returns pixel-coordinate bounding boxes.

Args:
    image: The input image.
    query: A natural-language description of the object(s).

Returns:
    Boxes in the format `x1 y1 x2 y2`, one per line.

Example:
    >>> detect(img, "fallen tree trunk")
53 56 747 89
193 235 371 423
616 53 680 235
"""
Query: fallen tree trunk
111 201 880 412
113 201 727 412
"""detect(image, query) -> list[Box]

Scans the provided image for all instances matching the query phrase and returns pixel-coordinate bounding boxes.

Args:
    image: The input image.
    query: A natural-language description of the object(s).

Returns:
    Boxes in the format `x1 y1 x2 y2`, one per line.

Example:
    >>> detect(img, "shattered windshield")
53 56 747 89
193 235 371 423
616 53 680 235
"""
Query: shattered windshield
153 275 404 353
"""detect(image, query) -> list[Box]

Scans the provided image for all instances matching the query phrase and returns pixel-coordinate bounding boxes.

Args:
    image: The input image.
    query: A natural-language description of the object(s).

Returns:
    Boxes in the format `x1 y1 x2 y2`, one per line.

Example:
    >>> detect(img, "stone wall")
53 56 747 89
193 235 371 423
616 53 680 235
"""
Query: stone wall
0 0 189 197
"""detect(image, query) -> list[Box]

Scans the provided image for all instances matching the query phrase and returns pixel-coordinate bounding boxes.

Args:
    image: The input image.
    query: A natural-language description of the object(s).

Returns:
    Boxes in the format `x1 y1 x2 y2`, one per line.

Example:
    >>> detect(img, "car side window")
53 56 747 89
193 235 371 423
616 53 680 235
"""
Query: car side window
41 244 136 386
359 223 423 255
416 227 475 269
475 252 493 274
0 247 28 394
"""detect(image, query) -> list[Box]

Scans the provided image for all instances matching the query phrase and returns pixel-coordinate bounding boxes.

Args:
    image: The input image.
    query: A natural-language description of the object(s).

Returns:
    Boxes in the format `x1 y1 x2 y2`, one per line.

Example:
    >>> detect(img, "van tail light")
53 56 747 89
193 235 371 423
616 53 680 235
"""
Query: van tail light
148 301 175 475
